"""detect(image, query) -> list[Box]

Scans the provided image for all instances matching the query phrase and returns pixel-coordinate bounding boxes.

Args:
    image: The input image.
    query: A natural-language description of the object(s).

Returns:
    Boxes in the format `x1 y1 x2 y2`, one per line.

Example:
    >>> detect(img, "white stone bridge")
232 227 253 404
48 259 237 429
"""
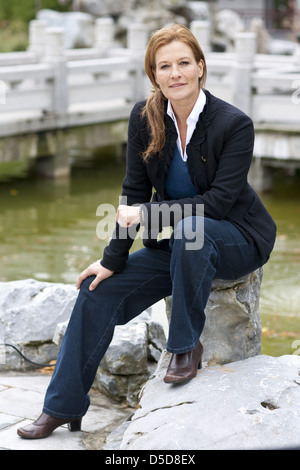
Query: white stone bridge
0 18 299 190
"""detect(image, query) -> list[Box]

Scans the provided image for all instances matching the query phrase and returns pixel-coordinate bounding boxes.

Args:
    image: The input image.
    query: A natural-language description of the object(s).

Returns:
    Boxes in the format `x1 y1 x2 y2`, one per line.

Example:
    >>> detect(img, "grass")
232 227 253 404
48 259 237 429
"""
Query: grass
0 20 29 52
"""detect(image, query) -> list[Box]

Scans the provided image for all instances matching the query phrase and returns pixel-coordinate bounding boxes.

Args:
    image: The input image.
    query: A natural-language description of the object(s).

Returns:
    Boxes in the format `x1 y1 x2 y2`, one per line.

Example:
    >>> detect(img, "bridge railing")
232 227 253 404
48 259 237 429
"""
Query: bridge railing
251 65 300 125
204 32 300 125
0 19 147 118
0 19 299 126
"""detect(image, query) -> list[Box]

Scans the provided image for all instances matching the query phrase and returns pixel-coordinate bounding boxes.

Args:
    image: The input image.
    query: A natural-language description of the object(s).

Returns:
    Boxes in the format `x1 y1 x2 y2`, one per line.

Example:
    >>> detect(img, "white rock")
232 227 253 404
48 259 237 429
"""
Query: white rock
166 269 263 366
53 320 68 346
37 9 95 49
101 322 148 376
0 279 77 369
94 317 166 405
0 279 77 344
112 354 300 450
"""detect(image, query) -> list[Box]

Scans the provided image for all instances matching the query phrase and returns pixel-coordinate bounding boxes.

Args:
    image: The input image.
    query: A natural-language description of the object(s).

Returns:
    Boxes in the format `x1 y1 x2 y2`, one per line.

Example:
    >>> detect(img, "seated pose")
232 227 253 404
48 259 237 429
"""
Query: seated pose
17 24 276 439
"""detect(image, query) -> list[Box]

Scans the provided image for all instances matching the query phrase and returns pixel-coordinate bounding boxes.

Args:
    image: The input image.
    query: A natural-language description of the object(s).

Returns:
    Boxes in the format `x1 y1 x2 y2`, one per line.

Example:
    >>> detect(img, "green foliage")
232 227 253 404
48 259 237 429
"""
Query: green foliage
0 1 70 52
0 20 29 52
0 0 70 23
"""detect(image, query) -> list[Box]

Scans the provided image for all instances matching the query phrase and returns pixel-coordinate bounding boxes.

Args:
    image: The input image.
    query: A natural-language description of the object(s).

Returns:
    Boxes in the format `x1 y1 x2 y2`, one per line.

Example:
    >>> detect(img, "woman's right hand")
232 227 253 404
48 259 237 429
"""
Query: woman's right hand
76 261 114 291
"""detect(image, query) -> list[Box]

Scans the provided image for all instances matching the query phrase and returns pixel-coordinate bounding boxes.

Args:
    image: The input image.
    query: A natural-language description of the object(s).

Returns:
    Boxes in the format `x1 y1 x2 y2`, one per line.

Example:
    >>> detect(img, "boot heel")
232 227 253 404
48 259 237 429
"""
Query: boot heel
68 418 82 432
198 360 202 370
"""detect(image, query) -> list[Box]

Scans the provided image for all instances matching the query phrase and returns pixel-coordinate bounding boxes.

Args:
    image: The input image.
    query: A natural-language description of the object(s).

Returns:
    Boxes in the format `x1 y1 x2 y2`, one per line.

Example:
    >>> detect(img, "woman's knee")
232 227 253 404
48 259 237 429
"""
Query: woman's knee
79 275 96 293
172 216 205 251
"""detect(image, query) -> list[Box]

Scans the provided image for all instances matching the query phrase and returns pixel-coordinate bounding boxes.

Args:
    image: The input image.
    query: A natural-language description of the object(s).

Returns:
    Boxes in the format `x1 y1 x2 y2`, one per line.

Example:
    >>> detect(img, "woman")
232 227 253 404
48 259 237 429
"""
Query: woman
17 24 276 439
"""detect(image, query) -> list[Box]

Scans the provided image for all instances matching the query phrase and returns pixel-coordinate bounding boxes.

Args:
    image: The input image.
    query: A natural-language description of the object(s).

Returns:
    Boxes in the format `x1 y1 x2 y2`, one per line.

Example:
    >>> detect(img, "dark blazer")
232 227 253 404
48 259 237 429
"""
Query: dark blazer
101 90 276 272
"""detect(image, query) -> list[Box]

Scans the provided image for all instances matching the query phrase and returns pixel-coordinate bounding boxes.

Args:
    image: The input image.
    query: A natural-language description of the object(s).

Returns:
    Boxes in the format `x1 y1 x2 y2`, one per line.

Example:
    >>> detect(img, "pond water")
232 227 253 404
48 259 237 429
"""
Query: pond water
0 160 299 357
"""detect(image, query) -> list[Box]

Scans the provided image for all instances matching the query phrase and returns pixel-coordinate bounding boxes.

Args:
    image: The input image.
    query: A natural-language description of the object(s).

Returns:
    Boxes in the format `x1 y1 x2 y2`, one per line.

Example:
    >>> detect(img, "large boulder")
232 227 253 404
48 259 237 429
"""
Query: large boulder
0 279 77 370
52 308 167 407
96 268 264 407
93 315 167 407
166 269 263 366
0 268 263 381
104 354 300 450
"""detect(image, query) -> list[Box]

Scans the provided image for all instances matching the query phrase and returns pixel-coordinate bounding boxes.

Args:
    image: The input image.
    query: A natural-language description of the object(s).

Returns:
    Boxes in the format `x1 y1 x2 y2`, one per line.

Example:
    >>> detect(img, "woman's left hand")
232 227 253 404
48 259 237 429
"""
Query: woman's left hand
76 261 114 291
116 205 140 227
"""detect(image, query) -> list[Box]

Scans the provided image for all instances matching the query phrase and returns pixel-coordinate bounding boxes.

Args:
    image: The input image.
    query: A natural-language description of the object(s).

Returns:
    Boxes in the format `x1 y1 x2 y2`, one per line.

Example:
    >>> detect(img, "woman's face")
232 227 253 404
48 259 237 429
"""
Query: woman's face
153 40 204 107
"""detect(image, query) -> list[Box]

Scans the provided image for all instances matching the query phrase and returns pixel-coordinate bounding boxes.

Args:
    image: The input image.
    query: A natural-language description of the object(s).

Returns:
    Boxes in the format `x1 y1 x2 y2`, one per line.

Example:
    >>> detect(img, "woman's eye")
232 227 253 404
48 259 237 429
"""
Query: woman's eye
159 61 189 70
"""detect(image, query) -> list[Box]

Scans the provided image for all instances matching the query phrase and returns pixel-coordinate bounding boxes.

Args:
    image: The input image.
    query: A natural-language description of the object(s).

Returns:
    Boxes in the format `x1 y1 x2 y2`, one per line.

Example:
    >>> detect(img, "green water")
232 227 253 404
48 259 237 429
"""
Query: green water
0 162 299 357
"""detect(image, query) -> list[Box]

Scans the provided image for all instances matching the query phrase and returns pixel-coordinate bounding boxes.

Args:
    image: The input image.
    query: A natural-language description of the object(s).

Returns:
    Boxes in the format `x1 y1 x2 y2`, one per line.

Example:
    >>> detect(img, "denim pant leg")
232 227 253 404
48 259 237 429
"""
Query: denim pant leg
43 246 172 419
166 216 267 354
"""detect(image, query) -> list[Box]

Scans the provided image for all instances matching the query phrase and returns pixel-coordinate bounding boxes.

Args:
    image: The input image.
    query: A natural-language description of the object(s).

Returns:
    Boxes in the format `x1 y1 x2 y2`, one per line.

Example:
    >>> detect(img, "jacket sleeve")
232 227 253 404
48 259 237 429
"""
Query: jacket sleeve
141 112 254 231
100 102 152 272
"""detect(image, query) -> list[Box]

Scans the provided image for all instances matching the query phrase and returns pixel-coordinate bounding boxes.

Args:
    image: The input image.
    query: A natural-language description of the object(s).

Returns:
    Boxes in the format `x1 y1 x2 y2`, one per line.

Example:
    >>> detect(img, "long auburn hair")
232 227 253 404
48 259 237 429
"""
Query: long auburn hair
142 24 207 161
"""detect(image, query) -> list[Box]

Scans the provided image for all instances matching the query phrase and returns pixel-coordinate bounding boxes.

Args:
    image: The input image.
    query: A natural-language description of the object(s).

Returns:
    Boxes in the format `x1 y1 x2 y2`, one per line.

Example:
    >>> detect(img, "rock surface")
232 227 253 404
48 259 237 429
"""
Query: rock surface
0 268 262 380
166 269 263 366
0 278 167 407
0 279 77 370
54 310 166 406
91 315 166 407
103 353 300 450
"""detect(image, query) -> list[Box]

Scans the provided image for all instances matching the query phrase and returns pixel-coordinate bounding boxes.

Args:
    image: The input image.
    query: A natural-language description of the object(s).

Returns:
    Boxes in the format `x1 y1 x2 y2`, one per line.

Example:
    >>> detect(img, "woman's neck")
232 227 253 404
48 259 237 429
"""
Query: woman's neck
171 101 193 125
170 89 200 124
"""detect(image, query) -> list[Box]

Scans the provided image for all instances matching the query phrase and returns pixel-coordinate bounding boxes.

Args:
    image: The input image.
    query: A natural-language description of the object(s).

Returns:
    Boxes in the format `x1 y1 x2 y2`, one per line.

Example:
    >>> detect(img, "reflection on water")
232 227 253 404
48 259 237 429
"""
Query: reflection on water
0 163 299 357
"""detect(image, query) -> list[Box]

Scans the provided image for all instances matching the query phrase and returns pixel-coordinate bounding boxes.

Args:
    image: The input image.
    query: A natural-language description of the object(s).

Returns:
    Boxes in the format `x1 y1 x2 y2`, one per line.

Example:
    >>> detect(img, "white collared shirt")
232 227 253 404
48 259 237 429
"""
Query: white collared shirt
167 88 206 161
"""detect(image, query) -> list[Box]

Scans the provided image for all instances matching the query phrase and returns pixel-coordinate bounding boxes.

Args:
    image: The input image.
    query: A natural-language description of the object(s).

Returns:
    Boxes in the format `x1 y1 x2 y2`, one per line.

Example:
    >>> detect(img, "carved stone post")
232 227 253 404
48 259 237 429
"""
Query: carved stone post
44 27 68 115
94 17 115 51
232 32 256 115
41 28 69 178
190 20 211 54
127 24 147 102
27 19 47 58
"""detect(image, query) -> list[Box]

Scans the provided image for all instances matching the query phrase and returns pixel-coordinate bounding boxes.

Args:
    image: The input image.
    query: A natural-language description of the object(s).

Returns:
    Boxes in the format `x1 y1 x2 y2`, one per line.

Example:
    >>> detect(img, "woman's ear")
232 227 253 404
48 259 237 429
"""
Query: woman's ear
198 59 204 79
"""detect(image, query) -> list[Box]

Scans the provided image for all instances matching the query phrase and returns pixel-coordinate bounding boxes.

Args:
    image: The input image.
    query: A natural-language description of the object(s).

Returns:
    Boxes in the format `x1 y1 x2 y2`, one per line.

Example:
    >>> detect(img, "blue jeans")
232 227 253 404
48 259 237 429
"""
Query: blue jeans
43 217 267 419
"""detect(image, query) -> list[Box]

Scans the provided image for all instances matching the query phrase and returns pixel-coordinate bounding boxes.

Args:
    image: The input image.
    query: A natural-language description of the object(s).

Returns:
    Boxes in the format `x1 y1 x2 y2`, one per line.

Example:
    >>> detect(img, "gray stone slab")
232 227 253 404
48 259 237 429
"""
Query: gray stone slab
0 413 22 431
0 371 132 450
113 354 300 450
0 374 51 394
0 420 86 450
0 388 46 418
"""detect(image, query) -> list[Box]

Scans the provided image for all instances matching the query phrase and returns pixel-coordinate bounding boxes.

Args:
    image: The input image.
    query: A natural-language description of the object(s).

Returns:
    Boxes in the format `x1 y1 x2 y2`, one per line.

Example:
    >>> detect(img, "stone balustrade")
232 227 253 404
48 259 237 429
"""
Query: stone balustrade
0 18 299 186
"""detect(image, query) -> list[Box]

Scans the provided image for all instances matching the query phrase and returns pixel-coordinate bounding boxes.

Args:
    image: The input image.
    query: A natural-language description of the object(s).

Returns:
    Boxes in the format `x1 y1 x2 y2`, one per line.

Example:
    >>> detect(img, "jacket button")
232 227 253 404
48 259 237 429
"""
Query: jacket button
201 156 206 162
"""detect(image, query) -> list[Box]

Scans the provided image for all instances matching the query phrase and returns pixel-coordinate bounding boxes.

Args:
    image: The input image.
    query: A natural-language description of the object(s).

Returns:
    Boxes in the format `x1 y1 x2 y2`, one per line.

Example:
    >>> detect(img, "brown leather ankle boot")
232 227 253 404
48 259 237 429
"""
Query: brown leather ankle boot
17 412 82 439
164 341 203 384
